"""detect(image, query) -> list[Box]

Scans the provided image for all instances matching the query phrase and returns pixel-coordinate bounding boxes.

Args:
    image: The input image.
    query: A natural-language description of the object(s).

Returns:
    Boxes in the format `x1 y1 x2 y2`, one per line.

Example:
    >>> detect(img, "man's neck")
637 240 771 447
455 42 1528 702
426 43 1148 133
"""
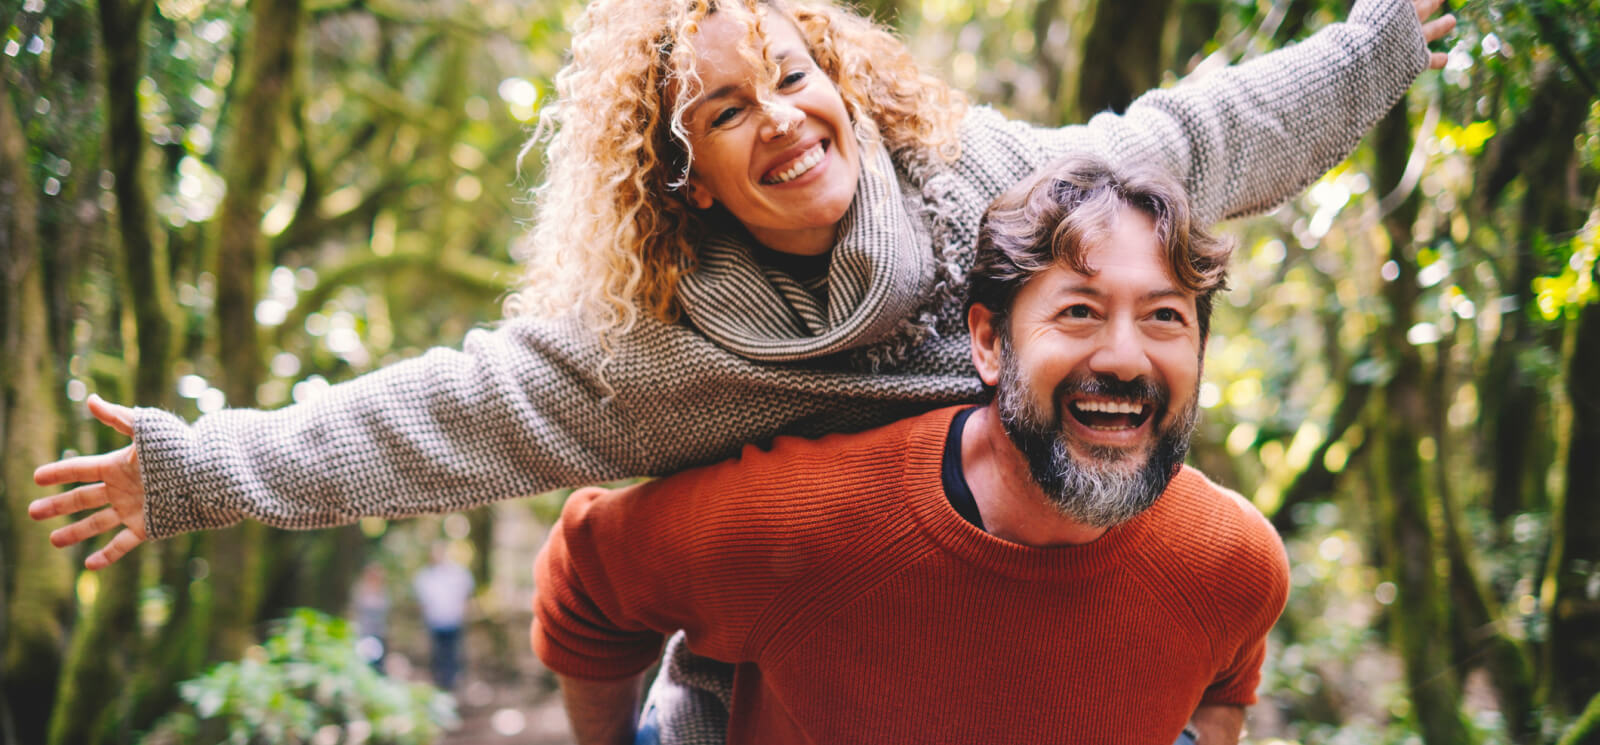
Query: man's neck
959 405 1110 548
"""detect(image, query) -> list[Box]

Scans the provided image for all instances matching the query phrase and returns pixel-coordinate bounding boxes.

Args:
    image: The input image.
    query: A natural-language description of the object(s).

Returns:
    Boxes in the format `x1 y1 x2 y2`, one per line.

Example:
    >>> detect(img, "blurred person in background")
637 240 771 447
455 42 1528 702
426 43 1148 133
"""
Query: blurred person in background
414 543 475 691
352 563 391 673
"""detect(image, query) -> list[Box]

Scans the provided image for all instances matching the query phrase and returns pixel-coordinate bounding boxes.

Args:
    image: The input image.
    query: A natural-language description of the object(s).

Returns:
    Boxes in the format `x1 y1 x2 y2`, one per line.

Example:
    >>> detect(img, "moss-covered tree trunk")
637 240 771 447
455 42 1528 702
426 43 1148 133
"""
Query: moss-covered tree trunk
204 0 305 661
1073 0 1174 118
47 1 177 742
0 85 77 745
1368 102 1473 745
1479 67 1589 529
1550 269 1600 715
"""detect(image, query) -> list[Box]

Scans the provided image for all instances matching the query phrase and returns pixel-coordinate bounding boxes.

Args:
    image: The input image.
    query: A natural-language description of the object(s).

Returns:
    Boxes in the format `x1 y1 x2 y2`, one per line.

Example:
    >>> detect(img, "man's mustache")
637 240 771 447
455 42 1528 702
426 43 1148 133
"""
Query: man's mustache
1053 373 1169 413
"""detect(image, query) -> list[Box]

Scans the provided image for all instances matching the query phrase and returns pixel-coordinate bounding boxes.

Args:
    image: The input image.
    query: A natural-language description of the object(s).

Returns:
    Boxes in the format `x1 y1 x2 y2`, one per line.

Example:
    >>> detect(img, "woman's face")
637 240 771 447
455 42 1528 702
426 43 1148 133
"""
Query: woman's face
679 7 862 257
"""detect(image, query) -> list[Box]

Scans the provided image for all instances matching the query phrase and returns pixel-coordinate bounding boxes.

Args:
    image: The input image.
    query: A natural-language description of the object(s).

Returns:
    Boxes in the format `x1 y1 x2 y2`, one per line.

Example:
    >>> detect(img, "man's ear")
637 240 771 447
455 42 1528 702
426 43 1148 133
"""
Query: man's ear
968 303 1004 388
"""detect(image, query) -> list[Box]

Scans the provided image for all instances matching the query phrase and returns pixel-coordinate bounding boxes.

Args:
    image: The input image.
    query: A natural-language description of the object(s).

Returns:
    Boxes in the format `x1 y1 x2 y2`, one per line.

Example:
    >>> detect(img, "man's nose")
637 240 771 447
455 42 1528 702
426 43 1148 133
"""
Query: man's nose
1087 319 1152 382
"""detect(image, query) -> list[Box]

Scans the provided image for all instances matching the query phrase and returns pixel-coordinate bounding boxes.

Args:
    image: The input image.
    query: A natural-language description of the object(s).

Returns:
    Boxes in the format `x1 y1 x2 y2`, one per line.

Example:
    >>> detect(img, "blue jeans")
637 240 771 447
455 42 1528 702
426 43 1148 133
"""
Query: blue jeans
634 703 1198 745
634 701 660 745
428 626 462 690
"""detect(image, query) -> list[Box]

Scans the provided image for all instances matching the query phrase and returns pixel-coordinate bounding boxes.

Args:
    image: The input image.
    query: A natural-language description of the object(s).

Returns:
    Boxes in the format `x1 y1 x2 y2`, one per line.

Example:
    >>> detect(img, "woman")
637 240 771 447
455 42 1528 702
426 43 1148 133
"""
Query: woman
34 0 1453 741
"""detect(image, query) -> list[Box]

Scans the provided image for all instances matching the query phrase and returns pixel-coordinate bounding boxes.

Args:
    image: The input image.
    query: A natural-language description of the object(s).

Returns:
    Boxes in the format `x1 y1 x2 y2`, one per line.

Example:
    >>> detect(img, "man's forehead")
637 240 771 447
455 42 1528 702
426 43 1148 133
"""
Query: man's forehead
1029 228 1192 302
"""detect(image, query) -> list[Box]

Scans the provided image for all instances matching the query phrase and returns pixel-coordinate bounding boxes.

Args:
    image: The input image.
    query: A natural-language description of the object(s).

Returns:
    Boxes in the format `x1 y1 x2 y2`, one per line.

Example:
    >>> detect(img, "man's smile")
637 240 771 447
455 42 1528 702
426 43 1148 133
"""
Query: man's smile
1067 397 1153 431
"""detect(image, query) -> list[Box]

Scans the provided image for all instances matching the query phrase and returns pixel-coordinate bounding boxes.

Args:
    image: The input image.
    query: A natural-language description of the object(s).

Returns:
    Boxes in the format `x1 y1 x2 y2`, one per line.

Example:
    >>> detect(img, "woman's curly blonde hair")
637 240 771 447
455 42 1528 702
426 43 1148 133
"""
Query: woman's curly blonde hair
504 0 968 337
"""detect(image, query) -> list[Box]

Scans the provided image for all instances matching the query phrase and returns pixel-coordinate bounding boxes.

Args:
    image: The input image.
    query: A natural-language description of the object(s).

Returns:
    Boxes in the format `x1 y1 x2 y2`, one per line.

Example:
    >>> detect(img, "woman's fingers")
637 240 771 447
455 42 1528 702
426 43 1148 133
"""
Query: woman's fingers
86 394 136 437
1421 15 1456 44
1414 0 1456 71
34 448 119 488
29 482 110 521
1412 0 1444 22
87 529 145 570
50 507 122 548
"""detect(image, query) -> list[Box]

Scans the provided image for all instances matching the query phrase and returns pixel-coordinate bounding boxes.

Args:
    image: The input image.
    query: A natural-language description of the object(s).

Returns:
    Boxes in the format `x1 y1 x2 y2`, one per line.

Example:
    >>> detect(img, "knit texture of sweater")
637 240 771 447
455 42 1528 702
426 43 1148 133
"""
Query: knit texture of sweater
533 407 1291 745
131 0 1427 541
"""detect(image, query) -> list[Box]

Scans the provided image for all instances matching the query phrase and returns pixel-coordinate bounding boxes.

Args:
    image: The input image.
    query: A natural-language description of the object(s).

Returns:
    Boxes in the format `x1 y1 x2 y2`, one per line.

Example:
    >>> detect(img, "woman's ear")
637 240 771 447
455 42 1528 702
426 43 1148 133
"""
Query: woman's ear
685 180 714 210
968 303 1004 388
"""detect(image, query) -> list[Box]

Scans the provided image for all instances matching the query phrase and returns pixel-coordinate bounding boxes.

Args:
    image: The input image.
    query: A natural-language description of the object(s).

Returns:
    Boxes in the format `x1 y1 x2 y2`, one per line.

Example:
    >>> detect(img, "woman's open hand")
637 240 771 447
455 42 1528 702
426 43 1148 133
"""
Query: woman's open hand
1415 0 1458 70
31 394 149 570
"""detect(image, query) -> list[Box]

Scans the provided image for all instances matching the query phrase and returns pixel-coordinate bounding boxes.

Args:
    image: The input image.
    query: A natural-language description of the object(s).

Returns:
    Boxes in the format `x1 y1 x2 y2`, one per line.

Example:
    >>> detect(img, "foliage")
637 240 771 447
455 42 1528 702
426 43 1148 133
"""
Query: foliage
151 609 458 745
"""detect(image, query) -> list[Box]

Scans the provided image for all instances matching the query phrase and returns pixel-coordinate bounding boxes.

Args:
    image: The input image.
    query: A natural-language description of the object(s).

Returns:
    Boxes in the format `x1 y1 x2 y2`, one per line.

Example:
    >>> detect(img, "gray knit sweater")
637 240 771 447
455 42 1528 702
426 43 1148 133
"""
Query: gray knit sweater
137 0 1425 542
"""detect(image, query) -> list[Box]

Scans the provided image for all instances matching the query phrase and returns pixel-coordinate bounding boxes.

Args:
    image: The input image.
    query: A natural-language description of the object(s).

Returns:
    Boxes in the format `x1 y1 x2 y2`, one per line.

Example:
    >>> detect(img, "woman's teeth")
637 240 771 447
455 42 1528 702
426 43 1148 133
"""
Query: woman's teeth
765 144 825 184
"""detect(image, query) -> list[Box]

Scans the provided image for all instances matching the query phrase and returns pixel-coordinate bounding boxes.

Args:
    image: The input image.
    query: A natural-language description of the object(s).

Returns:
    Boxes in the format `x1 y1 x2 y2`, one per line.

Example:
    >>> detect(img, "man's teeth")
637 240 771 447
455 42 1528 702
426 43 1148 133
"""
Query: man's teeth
767 144 824 184
1075 400 1145 415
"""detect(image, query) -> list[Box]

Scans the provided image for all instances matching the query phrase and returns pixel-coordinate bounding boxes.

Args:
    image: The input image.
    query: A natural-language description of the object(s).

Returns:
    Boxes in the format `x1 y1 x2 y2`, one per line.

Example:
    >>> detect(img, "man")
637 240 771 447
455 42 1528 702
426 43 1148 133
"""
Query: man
533 155 1289 745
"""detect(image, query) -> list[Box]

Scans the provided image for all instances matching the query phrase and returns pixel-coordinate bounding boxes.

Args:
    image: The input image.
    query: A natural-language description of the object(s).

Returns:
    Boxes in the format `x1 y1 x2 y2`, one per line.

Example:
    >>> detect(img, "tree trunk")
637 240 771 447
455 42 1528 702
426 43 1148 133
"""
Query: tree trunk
1556 690 1600 745
1173 0 1224 73
1434 329 1537 742
0 87 77 745
1480 67 1589 527
206 0 305 664
1368 102 1473 745
1074 0 1175 117
1550 279 1600 714
1032 0 1095 126
99 0 174 405
48 2 177 741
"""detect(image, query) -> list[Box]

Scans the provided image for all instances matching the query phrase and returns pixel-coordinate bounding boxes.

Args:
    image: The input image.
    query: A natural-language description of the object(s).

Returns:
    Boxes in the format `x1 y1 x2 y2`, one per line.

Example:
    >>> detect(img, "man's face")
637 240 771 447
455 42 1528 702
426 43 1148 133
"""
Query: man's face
983 207 1203 527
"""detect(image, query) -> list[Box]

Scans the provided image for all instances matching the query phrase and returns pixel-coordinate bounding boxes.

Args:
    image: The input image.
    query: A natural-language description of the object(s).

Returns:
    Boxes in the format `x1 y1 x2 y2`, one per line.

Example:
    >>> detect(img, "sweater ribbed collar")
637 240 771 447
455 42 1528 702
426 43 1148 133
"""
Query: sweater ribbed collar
675 143 938 362
901 407 1205 582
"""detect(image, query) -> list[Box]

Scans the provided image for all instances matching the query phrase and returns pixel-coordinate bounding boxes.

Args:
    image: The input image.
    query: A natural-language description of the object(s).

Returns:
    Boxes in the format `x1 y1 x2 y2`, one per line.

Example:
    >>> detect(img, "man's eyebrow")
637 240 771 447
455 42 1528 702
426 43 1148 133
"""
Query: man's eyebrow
1141 288 1191 302
1053 284 1191 301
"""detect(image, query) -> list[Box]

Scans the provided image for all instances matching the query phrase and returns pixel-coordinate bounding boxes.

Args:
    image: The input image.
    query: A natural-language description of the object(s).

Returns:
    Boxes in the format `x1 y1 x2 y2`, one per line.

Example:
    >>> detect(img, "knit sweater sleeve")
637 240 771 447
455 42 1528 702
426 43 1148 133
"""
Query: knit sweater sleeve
962 0 1428 225
1197 490 1291 707
135 315 651 539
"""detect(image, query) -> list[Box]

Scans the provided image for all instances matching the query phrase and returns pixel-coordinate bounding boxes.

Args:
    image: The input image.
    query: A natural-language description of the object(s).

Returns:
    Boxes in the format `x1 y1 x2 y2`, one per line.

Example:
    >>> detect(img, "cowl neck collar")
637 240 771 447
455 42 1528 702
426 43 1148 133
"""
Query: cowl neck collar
676 143 938 363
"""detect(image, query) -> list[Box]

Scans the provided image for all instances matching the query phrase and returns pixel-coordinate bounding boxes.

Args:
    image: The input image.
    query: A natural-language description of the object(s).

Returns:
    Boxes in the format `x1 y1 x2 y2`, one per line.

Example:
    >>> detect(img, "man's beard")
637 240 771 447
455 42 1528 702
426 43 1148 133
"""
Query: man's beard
994 341 1198 528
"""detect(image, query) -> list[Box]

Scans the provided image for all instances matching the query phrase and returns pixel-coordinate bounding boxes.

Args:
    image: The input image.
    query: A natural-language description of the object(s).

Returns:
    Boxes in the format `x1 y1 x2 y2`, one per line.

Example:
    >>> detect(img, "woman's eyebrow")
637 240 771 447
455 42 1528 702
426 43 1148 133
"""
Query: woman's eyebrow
686 50 800 118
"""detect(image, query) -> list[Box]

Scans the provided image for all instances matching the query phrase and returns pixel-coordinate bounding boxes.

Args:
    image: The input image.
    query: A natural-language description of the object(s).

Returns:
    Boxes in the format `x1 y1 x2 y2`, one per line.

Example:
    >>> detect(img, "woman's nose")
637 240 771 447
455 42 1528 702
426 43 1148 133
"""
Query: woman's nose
760 100 803 140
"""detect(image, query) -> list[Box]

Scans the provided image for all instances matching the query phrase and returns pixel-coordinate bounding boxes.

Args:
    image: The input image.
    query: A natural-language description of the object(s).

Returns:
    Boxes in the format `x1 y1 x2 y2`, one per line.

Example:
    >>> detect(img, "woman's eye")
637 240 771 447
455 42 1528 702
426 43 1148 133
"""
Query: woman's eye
780 70 807 88
710 106 742 128
1064 305 1094 319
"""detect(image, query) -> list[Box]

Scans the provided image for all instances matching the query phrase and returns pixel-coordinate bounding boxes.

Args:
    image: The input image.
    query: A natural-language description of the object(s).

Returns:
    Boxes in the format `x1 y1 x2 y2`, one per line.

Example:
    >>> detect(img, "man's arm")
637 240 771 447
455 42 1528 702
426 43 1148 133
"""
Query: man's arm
1188 704 1245 745
559 673 647 745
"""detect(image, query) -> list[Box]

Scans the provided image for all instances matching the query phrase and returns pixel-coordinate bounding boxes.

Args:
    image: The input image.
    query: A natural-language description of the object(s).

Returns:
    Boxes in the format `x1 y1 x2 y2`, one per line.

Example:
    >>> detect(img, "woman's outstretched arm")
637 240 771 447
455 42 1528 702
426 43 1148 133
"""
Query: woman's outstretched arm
964 0 1453 227
30 312 983 567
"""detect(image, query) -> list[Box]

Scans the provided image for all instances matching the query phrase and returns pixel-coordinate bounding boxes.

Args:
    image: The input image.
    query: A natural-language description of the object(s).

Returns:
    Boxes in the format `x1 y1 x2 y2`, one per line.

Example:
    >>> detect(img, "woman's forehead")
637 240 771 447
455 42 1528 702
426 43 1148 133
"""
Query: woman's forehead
682 6 808 76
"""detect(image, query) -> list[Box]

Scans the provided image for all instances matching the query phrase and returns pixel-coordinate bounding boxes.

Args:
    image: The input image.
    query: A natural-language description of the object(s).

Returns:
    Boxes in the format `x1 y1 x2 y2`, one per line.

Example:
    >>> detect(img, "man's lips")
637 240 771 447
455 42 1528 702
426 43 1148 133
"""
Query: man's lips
761 140 827 185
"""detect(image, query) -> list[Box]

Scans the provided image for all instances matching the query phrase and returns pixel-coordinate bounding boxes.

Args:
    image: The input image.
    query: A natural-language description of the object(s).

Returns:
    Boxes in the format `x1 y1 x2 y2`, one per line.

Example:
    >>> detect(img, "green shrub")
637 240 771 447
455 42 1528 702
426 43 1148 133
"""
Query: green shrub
151 609 458 745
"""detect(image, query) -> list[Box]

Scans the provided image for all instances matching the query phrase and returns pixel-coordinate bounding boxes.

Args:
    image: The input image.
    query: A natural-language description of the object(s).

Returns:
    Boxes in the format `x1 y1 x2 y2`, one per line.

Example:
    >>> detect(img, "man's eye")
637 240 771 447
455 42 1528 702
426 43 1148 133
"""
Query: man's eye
1064 305 1094 319
780 70 807 88
1153 308 1185 323
711 106 743 128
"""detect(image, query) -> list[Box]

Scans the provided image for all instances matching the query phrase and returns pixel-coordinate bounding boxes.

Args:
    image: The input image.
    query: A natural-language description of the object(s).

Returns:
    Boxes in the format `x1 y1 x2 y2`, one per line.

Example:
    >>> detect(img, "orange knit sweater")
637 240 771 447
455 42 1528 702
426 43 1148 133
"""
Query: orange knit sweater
533 407 1289 745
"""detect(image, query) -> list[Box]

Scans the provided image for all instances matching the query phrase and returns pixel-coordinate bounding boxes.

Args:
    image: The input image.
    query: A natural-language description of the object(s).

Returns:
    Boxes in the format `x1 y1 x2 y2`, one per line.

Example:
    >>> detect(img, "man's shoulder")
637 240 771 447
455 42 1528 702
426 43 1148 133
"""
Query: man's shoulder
565 407 957 548
658 406 955 492
1151 467 1289 587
